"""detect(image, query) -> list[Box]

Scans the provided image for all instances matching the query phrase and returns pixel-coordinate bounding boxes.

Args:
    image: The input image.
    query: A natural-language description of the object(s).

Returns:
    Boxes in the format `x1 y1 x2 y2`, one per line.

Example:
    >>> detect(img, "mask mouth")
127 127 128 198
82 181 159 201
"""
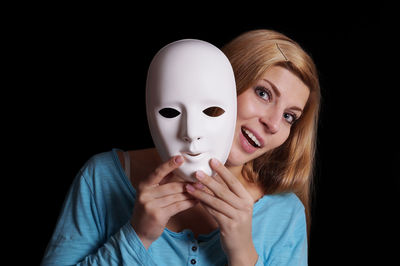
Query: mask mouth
181 151 206 162
186 152 201 157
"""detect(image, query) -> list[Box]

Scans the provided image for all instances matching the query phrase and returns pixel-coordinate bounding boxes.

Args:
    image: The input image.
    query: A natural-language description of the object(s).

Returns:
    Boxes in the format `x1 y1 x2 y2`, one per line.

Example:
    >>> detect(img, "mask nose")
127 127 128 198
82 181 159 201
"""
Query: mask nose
181 112 203 143
183 136 201 142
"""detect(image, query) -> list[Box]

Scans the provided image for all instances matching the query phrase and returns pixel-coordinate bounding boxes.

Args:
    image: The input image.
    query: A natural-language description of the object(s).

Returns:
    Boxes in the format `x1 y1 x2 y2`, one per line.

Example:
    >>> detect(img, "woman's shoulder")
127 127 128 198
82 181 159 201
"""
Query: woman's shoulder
84 148 159 173
267 192 304 208
84 149 122 171
75 148 160 191
115 148 160 169
252 193 306 245
116 148 162 188
67 149 136 205
77 149 125 185
254 192 304 217
252 193 308 264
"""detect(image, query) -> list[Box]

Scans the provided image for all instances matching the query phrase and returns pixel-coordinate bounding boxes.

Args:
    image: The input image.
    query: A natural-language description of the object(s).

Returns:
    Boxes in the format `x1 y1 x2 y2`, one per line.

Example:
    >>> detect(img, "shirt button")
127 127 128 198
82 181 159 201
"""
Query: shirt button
192 246 197 251
191 259 197 264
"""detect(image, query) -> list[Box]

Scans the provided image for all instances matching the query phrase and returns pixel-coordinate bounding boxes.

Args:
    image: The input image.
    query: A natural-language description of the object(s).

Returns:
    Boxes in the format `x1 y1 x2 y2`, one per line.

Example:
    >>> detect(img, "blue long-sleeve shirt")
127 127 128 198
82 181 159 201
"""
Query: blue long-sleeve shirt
41 149 307 265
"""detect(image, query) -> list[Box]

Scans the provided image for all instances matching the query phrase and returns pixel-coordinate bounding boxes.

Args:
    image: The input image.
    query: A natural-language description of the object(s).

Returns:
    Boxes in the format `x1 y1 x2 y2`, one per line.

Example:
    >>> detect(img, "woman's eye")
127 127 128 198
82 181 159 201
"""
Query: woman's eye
203 106 225 117
159 108 181 118
255 86 271 101
283 113 297 125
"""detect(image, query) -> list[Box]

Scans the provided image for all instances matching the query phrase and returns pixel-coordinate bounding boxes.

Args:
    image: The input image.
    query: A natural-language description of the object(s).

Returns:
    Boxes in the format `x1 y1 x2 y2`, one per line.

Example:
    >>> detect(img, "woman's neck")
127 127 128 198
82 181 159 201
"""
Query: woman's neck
226 164 264 202
226 164 244 181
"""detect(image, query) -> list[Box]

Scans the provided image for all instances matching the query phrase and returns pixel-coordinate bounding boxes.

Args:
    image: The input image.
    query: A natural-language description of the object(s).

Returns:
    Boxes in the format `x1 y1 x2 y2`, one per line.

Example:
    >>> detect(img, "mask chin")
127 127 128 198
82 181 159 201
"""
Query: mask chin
174 160 214 183
174 168 197 183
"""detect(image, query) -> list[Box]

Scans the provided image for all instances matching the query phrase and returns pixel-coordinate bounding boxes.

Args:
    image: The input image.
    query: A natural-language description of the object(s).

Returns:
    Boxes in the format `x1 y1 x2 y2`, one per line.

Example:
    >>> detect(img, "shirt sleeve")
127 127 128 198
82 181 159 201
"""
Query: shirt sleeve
41 171 157 266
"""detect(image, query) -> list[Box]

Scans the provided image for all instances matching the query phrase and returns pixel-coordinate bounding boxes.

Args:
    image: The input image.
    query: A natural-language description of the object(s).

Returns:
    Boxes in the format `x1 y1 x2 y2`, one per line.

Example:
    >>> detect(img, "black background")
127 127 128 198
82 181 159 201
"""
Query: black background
10 2 398 265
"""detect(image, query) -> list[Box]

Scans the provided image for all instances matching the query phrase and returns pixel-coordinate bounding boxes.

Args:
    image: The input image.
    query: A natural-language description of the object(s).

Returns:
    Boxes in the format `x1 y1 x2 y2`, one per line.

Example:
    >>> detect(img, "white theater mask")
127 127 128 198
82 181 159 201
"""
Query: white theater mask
146 39 237 182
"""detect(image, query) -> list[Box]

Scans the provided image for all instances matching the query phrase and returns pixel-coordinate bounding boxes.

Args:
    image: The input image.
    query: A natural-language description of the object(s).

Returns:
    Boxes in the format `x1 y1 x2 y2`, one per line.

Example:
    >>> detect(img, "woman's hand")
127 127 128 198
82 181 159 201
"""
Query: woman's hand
130 156 197 249
185 159 259 266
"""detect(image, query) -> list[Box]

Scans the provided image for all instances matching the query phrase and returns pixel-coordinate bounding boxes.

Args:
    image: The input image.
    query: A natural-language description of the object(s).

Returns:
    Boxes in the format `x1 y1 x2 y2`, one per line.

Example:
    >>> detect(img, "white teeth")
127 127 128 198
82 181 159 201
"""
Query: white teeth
244 129 261 147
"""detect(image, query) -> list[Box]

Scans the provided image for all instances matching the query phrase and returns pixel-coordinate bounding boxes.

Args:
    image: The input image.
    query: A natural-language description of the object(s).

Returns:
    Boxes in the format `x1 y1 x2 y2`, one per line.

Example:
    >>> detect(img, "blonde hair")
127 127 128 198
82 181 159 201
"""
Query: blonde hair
222 30 321 233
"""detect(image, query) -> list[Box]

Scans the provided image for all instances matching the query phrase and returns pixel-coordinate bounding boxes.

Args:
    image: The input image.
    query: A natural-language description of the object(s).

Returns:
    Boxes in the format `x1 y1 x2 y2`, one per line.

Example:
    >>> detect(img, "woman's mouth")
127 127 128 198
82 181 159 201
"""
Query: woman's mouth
239 126 263 154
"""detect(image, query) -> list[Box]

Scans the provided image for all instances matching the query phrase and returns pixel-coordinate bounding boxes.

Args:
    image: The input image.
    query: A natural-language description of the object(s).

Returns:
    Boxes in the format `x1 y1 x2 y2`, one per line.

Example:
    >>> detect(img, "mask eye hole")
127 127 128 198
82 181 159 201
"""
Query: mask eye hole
203 106 225 117
159 108 181 118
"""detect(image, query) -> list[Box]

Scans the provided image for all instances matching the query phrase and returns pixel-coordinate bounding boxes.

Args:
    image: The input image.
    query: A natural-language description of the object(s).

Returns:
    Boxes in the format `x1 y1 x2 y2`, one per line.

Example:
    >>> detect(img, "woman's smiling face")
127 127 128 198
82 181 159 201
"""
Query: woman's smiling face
227 65 310 166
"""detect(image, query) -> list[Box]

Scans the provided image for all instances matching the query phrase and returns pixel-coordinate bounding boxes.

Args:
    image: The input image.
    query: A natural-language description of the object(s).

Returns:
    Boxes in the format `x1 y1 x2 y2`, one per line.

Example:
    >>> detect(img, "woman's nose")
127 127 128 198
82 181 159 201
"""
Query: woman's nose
259 112 281 134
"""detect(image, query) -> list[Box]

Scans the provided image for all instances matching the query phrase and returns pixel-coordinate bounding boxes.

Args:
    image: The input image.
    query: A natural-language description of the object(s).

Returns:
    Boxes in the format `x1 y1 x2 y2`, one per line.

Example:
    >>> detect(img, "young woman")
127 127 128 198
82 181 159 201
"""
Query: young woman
42 29 320 265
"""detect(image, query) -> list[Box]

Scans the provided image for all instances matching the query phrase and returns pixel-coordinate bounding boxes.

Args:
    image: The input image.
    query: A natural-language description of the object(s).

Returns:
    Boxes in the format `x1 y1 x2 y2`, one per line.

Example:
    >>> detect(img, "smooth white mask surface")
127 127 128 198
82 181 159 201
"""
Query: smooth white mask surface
146 39 237 182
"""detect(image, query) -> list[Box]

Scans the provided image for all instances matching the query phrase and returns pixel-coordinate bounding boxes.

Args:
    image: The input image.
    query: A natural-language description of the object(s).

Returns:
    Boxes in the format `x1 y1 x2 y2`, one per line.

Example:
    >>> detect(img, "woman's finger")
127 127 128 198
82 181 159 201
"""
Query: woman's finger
210 159 249 198
186 184 236 219
212 174 228 189
151 182 187 199
145 155 184 186
200 201 230 225
195 170 242 209
163 198 198 217
152 192 194 208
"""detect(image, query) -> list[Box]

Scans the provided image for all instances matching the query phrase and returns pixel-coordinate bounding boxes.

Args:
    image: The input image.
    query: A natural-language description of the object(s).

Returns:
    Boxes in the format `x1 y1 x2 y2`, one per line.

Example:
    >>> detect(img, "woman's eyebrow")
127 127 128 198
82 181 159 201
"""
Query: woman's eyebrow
263 79 281 97
290 106 303 114
263 78 304 114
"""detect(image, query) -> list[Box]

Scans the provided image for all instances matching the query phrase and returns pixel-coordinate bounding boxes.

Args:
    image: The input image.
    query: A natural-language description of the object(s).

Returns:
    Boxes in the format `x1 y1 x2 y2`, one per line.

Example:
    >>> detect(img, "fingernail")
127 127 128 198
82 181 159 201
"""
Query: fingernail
186 184 195 192
210 158 219 167
194 182 205 190
196 171 205 180
175 156 184 164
